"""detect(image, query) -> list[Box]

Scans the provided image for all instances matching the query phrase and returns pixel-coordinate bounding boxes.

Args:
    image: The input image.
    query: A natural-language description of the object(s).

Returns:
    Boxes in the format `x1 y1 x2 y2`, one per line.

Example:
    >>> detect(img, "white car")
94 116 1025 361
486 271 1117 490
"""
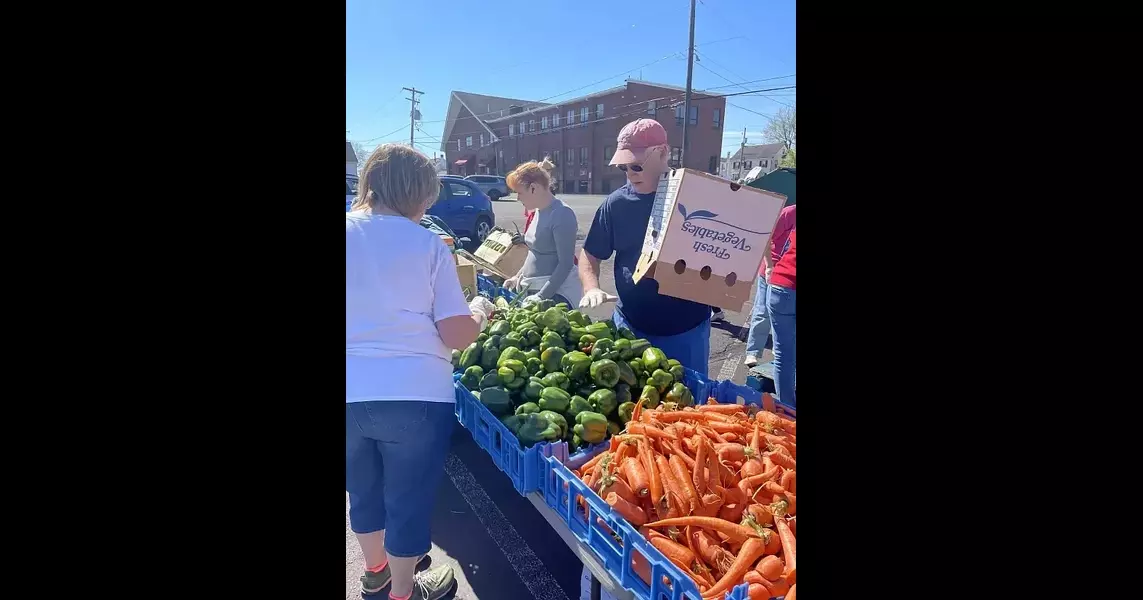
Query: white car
346 175 358 211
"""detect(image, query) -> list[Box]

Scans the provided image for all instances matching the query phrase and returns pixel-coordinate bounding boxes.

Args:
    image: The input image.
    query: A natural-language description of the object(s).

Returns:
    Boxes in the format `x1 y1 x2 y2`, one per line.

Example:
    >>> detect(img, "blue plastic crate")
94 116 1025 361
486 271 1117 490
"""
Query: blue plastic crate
714 379 796 419
476 274 518 302
454 380 567 496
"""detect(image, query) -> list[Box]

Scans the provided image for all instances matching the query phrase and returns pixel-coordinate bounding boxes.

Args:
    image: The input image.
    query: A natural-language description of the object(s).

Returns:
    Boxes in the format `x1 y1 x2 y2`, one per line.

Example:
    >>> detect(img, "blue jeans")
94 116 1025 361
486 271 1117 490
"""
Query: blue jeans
744 276 772 357
767 284 796 407
613 308 711 378
345 401 455 556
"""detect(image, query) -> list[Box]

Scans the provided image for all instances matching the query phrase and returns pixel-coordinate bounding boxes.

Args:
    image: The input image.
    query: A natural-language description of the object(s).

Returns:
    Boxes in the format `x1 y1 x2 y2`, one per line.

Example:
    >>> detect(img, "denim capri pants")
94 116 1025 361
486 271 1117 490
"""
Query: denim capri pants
345 400 456 557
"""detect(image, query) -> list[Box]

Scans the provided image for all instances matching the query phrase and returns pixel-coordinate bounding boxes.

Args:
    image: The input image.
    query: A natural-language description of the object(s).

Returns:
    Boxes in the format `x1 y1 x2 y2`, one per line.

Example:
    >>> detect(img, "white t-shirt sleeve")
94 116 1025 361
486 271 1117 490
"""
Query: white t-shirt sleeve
432 241 473 322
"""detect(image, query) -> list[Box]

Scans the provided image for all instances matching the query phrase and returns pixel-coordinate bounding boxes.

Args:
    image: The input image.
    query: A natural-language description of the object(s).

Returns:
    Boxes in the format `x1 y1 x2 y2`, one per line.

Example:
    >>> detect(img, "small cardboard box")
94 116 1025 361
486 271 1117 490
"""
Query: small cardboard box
472 228 529 278
456 255 478 300
633 168 788 312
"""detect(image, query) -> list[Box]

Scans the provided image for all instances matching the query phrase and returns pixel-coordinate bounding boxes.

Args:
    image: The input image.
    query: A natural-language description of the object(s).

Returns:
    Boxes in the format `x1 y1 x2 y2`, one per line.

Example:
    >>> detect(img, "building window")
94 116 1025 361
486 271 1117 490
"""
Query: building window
479 134 484 147
746 161 752 169
568 110 575 124
567 148 575 164
550 151 557 165
579 180 589 193
675 105 684 126
713 108 721 128
709 156 718 174
761 160 767 169
689 106 698 126
580 147 588 166
604 145 614 167
542 116 549 129
509 124 515 136
465 136 473 147
647 100 657 114
529 119 535 132
519 121 525 135
457 140 462 151
670 147 681 168
733 161 739 169
581 107 589 126
553 112 560 127
597 103 604 118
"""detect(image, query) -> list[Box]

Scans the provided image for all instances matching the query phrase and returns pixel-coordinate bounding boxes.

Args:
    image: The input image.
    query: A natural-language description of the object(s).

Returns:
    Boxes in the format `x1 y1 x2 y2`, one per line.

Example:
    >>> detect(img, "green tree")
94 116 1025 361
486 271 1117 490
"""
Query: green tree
763 106 796 152
779 148 796 168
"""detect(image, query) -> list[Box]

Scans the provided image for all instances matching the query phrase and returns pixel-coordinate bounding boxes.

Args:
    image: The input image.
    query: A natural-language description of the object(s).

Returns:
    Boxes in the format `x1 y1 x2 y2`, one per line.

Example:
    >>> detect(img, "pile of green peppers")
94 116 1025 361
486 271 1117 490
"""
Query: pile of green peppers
456 295 696 450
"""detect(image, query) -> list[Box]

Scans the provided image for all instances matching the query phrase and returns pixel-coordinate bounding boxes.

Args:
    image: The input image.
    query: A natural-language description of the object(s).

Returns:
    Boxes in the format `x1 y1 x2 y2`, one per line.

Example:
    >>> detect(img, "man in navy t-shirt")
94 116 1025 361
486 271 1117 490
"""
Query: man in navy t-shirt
577 119 713 376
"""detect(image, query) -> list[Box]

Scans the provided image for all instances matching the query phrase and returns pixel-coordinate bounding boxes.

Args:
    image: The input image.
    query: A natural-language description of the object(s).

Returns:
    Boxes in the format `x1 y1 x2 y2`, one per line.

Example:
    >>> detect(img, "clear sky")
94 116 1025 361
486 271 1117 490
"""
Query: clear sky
346 0 795 159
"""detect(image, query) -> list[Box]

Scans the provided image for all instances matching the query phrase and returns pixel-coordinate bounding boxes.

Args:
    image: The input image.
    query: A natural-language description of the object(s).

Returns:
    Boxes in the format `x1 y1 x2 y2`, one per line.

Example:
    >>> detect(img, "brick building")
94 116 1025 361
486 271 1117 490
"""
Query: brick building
440 80 726 194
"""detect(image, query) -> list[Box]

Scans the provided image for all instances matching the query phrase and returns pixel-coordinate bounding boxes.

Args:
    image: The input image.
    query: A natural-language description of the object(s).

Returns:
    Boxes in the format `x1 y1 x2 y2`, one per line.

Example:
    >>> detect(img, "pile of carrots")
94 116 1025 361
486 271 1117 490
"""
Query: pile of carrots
571 395 796 600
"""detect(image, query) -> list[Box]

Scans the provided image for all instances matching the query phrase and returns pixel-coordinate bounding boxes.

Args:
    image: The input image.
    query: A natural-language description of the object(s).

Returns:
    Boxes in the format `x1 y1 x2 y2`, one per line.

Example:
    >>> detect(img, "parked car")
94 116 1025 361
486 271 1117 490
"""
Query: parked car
431 177 495 246
346 174 358 211
464 174 510 201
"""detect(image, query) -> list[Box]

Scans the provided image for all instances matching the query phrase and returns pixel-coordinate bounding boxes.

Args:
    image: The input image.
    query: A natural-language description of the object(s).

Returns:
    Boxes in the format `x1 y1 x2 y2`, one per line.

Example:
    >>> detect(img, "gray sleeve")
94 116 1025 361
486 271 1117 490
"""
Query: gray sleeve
537 207 579 299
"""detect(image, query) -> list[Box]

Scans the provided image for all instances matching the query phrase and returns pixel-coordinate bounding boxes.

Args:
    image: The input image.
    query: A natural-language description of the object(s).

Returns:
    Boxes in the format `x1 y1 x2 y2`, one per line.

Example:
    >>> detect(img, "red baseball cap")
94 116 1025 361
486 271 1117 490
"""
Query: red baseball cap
609 118 668 166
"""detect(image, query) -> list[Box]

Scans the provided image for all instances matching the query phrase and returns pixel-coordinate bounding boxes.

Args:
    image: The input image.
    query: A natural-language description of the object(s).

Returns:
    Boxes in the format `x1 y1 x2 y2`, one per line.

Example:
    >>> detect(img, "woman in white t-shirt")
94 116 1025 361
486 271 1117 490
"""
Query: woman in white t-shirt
346 144 494 600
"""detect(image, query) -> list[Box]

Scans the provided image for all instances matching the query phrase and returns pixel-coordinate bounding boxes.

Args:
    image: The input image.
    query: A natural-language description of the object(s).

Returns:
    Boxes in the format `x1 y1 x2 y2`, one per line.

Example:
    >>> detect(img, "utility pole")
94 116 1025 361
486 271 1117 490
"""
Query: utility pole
403 87 423 147
740 126 747 180
681 0 696 168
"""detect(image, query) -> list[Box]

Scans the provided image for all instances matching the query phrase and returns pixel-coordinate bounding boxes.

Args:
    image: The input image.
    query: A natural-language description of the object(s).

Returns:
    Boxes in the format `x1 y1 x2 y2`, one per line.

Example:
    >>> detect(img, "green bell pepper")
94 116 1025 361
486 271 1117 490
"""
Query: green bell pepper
479 371 502 390
459 342 481 370
539 307 570 333
523 377 545 401
517 413 561 446
539 330 565 352
614 338 633 360
566 310 589 328
480 346 501 372
538 410 568 438
504 376 527 390
452 349 462 370
500 331 524 350
573 411 608 444
562 351 592 380
590 338 617 361
669 364 685 383
526 357 543 376
589 359 621 388
475 332 489 345
494 296 511 310
578 334 598 353
617 327 636 341
500 358 526 376
541 347 566 373
567 325 589 344
639 385 661 408
460 365 483 391
538 387 572 412
480 386 513 415
576 381 597 398
607 421 621 436
628 338 651 358
538 298 555 311
497 366 517 385
667 359 682 369
627 359 646 377
567 395 592 419
588 388 618 417
523 348 540 361
522 329 542 347
500 414 524 435
497 346 524 368
617 401 636 424
585 322 613 340
515 402 541 416
665 382 694 407
642 347 668 372
615 360 637 387
540 371 570 391
489 320 512 337
614 383 632 406
649 369 674 394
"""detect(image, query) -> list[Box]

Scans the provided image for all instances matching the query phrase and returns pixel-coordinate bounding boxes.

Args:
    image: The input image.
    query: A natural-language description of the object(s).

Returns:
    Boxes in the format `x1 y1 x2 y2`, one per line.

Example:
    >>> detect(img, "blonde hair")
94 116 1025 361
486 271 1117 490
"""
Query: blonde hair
352 144 440 217
507 157 556 193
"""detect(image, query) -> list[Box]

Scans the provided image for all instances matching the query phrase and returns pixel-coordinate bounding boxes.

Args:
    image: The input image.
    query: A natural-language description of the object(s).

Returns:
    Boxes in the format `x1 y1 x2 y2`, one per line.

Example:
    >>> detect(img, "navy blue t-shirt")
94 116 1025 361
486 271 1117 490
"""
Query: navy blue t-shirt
583 183 711 336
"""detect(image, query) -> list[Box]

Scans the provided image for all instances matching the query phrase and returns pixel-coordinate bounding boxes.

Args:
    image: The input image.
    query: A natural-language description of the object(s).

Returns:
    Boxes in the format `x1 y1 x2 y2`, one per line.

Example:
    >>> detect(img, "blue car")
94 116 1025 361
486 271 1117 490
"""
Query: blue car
432 176 496 246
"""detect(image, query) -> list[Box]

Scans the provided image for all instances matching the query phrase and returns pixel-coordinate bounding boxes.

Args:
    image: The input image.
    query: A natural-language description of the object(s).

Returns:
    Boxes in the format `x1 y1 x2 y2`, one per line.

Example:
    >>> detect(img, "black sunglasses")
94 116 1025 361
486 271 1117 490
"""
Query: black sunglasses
617 164 643 173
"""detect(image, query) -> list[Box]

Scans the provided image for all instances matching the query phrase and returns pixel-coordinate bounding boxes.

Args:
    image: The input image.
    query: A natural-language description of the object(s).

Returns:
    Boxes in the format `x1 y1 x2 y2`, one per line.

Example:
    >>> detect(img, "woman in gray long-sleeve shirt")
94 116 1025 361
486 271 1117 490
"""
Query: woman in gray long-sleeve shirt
503 158 582 306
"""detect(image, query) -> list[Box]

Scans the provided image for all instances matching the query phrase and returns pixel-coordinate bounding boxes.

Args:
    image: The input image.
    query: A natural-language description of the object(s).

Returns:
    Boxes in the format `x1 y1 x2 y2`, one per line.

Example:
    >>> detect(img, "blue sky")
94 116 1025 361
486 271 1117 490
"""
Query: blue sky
346 0 795 158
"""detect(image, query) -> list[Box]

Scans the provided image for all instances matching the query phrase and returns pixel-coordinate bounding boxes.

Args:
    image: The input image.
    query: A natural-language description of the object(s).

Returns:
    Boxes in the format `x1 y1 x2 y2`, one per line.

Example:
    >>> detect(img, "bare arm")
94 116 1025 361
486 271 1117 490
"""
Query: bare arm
578 247 602 291
436 315 481 350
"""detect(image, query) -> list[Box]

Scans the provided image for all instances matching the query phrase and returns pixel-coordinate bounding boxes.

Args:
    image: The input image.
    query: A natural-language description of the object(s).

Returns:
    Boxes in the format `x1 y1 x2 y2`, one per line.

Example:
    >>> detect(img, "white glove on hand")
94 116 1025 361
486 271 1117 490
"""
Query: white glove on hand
503 275 522 292
579 288 619 309
764 268 773 282
468 297 496 331
522 294 542 307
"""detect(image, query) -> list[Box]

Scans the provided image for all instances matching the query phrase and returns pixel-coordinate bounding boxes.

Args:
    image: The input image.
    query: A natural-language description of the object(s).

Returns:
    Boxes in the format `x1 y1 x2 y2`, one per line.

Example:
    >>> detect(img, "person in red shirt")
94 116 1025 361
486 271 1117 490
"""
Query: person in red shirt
744 204 796 366
767 228 796 407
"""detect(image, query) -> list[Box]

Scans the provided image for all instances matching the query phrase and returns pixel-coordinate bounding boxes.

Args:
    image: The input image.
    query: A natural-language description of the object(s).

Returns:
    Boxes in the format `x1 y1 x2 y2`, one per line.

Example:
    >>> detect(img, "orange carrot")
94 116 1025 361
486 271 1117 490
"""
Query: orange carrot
580 450 610 474
600 472 638 506
780 469 796 495
662 441 697 470
670 454 701 514
647 532 695 567
741 421 764 479
623 457 650 497
607 492 647 527
755 555 784 580
743 571 766 586
704 441 720 490
760 576 789 597
700 537 766 598
719 501 747 523
785 583 796 600
627 422 676 440
697 403 747 414
746 583 769 600
708 421 751 435
692 529 734 575
692 436 708 495
643 516 760 544
766 450 796 470
775 517 796 577
631 551 652 585
787 515 795 536
761 526 782 555
738 468 781 498
745 503 775 526
695 493 722 517
631 397 646 424
715 443 747 462
643 441 664 506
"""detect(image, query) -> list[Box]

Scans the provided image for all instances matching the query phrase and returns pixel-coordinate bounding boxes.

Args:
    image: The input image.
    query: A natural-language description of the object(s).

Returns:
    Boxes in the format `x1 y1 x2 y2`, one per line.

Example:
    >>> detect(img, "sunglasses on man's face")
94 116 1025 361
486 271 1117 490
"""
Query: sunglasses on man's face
617 163 643 173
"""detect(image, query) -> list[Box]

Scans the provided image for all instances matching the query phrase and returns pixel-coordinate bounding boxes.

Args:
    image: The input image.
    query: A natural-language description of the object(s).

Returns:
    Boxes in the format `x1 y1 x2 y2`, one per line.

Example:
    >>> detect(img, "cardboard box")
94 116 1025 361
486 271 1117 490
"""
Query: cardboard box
633 168 787 312
456 255 478 300
472 228 529 278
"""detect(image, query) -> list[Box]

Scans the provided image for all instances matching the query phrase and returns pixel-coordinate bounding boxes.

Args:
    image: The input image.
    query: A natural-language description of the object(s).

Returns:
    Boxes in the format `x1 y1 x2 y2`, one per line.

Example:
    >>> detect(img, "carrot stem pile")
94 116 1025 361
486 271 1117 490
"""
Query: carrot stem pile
571 394 797 598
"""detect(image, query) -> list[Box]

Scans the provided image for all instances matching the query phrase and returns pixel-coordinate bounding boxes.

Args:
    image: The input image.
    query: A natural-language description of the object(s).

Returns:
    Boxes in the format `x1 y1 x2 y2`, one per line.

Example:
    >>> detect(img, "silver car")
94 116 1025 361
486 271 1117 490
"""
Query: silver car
464 175 510 201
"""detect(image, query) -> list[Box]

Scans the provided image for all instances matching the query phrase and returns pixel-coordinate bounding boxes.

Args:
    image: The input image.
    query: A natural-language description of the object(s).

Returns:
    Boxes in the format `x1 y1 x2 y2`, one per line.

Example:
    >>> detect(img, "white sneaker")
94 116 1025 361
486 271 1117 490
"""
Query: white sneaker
744 354 759 368
710 310 725 323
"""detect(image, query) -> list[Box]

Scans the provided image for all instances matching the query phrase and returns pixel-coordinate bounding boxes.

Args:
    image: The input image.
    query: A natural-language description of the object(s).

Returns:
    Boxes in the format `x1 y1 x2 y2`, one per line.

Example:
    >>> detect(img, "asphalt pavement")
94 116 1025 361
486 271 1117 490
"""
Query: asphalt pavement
345 194 773 599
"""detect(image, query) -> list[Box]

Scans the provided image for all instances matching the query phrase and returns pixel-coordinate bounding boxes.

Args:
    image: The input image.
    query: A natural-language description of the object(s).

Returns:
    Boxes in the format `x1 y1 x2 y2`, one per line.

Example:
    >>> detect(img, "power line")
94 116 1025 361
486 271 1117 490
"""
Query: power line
351 123 412 145
695 55 795 109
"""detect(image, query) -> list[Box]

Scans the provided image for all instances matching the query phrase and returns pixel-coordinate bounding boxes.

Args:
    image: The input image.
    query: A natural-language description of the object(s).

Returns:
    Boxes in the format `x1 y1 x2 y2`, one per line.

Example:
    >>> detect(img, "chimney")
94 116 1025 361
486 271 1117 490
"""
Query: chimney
509 105 523 115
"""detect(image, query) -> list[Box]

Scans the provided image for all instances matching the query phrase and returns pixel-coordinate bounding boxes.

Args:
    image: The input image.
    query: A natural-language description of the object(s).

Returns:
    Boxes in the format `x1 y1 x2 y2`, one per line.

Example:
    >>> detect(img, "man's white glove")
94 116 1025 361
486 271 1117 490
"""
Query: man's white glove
503 275 522 292
764 268 773 282
579 288 619 309
521 294 542 308
468 296 496 331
